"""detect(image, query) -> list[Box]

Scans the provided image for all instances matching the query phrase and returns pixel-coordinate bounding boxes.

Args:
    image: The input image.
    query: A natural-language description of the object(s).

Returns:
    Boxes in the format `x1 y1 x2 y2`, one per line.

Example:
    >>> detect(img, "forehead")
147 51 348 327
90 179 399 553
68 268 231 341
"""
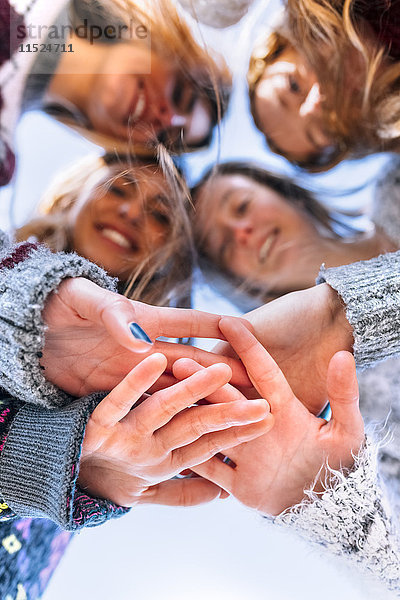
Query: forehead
195 173 259 227
112 165 167 187
200 173 259 201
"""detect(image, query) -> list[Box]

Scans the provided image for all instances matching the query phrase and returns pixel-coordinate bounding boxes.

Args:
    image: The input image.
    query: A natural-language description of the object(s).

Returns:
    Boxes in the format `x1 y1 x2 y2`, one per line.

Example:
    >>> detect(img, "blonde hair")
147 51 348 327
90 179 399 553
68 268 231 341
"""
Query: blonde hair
248 0 400 170
49 0 232 156
16 153 194 307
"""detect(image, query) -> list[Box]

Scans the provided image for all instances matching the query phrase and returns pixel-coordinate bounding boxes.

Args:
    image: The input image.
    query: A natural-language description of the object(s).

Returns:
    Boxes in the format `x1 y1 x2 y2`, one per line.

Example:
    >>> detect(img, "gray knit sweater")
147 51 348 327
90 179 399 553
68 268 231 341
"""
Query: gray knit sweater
274 159 400 592
0 232 130 531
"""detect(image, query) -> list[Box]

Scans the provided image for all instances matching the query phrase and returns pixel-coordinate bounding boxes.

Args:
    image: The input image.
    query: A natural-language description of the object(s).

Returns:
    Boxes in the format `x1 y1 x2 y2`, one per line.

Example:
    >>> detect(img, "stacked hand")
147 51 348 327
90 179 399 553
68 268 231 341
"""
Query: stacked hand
176 318 365 516
214 284 354 415
41 278 250 397
78 352 272 507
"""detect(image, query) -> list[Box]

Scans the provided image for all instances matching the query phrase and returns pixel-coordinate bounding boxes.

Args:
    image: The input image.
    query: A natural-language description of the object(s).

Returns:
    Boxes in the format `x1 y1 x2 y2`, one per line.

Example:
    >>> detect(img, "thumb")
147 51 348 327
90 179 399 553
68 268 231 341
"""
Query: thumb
63 278 153 353
327 351 360 430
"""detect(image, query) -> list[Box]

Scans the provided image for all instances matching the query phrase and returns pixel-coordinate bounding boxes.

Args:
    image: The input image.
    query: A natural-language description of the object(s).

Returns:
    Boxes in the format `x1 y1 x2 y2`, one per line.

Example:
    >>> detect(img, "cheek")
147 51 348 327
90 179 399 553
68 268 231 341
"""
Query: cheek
230 248 258 278
144 221 169 249
69 206 96 256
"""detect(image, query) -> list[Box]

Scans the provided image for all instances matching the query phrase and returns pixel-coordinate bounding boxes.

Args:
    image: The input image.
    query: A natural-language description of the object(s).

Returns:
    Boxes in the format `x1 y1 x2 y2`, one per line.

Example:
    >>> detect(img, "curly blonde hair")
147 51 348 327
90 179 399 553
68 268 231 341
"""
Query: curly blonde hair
248 0 400 171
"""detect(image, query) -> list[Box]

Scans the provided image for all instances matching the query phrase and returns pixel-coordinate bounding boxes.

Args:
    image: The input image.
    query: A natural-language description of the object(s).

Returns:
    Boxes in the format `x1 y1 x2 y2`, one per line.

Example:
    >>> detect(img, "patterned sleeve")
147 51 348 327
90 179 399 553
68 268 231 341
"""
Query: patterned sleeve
0 393 22 522
0 233 130 530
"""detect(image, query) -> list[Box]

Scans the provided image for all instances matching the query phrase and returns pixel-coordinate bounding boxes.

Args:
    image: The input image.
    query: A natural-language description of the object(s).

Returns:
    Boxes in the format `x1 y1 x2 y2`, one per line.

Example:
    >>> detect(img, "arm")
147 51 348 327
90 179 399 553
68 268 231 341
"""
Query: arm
188 320 400 591
274 438 400 591
0 234 251 528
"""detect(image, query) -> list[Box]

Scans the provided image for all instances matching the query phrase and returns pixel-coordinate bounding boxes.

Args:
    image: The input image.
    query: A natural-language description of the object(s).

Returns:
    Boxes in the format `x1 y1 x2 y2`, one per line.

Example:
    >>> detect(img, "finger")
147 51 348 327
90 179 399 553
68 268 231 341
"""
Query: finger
191 457 235 494
132 302 252 340
327 351 362 431
137 479 224 506
154 341 251 388
133 363 233 431
63 278 153 353
146 372 177 394
91 353 167 427
219 318 293 407
171 419 273 472
173 358 247 404
158 399 271 450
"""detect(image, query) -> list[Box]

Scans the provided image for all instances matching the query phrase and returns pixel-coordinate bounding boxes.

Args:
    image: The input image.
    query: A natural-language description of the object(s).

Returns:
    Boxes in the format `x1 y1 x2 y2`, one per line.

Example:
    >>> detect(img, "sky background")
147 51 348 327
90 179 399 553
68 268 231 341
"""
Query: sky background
0 0 397 598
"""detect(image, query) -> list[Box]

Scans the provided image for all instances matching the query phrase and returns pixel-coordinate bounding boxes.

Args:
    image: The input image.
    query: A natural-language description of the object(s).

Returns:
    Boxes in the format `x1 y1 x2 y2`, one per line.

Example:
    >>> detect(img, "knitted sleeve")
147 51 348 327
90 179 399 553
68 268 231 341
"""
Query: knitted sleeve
0 232 117 406
317 159 400 370
317 251 400 369
274 438 400 592
0 233 130 530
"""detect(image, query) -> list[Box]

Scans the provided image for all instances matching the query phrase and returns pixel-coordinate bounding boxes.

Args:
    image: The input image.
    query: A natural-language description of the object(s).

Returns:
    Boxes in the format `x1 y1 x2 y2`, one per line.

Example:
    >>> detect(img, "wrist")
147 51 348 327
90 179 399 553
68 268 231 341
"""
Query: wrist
318 283 354 353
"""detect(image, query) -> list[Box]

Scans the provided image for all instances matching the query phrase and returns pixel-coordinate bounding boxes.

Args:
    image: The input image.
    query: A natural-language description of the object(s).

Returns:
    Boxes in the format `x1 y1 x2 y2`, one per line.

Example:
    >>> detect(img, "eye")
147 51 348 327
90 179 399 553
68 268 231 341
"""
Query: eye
151 210 170 225
288 75 301 93
148 196 170 225
171 77 197 114
109 184 126 198
235 198 251 216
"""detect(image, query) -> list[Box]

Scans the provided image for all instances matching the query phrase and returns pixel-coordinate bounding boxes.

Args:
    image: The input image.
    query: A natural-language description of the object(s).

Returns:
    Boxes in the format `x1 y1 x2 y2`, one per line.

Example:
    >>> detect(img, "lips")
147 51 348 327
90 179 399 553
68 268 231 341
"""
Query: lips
95 224 139 252
258 229 279 264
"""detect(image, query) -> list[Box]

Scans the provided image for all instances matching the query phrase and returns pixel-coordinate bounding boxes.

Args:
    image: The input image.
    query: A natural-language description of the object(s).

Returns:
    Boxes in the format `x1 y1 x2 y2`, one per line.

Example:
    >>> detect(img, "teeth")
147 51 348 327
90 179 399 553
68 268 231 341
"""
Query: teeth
259 232 276 263
131 91 146 121
101 228 131 249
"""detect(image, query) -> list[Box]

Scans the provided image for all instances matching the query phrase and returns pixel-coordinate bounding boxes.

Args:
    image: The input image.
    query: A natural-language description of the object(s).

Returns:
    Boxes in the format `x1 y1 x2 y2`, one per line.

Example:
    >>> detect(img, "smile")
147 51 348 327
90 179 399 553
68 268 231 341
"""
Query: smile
259 229 279 264
130 90 146 122
96 225 138 252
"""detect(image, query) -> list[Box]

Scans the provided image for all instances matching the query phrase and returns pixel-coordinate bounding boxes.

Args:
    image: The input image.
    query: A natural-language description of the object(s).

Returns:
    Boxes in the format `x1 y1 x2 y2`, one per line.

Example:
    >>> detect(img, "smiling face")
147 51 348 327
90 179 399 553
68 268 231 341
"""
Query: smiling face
195 173 331 294
69 165 171 280
90 45 213 147
252 45 335 162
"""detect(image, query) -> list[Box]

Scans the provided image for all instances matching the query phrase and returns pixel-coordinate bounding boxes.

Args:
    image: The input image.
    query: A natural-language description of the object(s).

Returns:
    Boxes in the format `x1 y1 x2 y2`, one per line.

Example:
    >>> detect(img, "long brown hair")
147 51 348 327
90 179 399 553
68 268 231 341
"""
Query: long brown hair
16 153 194 307
248 0 400 170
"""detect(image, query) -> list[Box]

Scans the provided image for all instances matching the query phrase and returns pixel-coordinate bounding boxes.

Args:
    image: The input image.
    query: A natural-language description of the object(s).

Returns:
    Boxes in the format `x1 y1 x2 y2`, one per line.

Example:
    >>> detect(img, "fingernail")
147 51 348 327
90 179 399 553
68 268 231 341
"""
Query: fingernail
129 322 153 344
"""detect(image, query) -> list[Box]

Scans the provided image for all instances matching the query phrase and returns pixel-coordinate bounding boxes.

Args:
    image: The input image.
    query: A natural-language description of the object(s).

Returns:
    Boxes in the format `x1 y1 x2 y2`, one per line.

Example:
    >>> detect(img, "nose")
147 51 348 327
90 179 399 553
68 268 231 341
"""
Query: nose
151 99 187 132
118 199 143 223
299 82 322 117
232 221 253 246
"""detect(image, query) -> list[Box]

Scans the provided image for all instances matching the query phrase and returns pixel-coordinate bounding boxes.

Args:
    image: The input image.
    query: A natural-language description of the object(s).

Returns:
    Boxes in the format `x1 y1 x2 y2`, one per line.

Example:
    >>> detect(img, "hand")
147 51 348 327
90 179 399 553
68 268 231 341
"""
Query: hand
182 318 364 516
214 283 354 415
78 352 271 507
41 277 250 396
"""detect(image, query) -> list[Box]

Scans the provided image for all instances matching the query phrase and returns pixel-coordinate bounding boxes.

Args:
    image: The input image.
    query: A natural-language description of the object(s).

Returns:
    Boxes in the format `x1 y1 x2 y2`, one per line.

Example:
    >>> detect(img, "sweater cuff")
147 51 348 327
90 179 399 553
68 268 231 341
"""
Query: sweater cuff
0 242 117 407
274 438 400 588
0 393 129 531
317 251 400 369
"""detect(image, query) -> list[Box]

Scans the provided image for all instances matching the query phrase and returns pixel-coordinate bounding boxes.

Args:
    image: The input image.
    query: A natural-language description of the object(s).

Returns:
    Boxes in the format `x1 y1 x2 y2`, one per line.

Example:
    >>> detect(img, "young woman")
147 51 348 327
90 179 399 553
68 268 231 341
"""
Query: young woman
191 161 396 301
16 153 193 306
247 0 400 170
1 0 232 185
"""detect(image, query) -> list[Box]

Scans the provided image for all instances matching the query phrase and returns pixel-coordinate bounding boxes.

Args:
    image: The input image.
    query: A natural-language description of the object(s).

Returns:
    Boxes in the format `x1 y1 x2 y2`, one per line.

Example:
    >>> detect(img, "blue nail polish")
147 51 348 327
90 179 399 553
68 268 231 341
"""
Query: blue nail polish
129 322 153 344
